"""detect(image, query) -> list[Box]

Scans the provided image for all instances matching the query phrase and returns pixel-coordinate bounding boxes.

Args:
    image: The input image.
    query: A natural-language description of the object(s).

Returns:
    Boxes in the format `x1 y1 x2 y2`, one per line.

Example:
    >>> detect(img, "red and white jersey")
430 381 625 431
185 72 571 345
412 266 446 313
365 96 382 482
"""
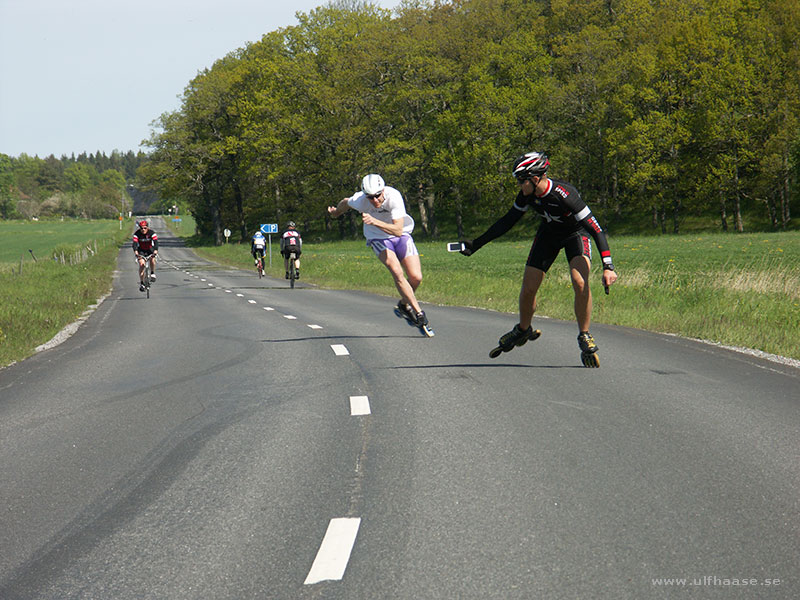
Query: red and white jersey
132 228 158 253
280 229 301 251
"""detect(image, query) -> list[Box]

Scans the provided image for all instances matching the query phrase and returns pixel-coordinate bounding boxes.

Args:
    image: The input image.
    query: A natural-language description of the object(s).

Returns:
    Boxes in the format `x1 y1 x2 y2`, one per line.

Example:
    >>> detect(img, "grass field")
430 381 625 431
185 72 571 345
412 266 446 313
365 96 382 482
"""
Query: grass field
0 219 128 266
0 219 130 366
2 217 798 367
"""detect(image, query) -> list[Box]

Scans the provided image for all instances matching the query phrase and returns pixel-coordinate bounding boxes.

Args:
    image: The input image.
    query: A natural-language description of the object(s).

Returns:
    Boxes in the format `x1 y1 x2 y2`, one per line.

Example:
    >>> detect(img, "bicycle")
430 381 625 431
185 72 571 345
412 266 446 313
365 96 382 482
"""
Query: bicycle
287 251 297 289
137 253 154 298
255 252 265 278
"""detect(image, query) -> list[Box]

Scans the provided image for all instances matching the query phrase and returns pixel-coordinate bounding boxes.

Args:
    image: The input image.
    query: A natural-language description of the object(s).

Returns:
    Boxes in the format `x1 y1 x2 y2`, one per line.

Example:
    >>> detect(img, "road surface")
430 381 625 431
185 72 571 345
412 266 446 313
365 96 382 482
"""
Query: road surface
1 219 798 599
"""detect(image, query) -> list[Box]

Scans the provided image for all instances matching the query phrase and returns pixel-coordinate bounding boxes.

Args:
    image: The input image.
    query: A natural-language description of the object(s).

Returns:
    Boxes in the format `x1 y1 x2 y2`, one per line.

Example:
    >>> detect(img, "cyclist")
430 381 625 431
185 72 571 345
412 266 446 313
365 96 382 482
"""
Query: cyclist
459 152 618 364
251 230 267 271
279 221 302 279
327 174 430 329
132 219 158 292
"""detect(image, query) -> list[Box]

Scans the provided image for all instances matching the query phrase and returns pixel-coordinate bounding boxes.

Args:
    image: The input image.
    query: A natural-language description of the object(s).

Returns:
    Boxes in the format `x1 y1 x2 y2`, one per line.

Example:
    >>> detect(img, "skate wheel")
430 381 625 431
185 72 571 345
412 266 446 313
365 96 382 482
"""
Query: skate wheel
489 346 503 359
581 351 600 368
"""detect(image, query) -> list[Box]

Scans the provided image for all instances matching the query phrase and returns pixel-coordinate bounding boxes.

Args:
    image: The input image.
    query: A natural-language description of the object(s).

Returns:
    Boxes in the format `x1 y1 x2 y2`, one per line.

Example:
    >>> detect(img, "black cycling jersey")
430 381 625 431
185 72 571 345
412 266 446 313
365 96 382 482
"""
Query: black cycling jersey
132 228 158 255
472 178 614 270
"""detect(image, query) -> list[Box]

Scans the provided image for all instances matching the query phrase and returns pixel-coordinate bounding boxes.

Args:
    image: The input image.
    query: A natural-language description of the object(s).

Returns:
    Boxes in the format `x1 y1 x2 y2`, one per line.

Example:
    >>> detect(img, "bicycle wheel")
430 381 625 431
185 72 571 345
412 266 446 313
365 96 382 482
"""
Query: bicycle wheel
288 258 296 289
144 263 151 299
257 257 263 278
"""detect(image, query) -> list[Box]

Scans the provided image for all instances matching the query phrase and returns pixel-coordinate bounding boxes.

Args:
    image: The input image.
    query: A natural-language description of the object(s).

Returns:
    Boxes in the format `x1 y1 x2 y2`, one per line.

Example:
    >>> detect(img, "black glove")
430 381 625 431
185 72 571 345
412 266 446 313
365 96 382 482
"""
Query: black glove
460 240 476 256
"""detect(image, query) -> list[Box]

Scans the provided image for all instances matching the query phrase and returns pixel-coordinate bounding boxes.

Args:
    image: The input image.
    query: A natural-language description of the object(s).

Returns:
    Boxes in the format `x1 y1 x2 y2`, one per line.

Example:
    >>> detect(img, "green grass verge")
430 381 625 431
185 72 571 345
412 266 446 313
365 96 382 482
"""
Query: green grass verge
0 219 130 366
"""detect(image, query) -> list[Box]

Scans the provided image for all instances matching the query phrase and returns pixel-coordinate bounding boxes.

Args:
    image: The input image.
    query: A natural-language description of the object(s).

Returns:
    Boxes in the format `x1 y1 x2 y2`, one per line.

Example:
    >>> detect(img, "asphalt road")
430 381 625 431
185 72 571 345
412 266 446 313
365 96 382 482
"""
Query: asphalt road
1 219 798 599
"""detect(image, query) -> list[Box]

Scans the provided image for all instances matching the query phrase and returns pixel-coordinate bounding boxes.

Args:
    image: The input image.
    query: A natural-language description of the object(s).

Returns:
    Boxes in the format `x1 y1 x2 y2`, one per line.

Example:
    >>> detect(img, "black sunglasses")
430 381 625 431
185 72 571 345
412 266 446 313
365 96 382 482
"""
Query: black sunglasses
366 192 382 200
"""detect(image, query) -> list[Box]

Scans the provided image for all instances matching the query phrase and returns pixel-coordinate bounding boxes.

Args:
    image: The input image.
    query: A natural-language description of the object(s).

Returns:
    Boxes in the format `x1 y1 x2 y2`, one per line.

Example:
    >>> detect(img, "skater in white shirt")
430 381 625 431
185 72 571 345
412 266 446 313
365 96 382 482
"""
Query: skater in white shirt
327 174 430 329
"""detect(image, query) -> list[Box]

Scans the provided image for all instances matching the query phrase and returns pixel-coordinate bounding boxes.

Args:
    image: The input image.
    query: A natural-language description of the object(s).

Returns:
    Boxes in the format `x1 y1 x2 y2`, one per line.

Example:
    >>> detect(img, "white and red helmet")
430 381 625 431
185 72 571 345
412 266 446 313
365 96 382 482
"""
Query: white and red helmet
512 152 549 179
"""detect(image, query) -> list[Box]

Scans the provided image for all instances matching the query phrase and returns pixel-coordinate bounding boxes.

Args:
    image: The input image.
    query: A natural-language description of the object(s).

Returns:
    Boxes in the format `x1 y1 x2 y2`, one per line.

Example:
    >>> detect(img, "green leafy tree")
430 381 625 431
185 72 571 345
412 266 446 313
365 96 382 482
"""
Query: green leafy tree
0 154 18 219
140 0 797 238
64 162 95 194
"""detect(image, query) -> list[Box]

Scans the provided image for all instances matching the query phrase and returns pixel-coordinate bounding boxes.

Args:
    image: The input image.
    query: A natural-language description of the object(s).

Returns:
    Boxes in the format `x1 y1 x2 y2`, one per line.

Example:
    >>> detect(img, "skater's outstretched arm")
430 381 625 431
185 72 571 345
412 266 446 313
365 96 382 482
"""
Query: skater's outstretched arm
327 198 351 218
461 206 524 255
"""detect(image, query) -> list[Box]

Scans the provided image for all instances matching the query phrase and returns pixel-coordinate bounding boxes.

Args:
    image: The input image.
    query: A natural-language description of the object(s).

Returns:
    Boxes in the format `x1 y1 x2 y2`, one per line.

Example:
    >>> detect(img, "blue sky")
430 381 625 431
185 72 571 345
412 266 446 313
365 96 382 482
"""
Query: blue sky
0 0 400 158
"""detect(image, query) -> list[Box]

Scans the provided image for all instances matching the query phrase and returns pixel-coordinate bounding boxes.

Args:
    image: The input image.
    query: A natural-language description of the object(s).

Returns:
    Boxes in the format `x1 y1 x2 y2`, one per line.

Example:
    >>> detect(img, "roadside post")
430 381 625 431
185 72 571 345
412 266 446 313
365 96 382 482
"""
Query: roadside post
224 228 231 243
261 223 278 266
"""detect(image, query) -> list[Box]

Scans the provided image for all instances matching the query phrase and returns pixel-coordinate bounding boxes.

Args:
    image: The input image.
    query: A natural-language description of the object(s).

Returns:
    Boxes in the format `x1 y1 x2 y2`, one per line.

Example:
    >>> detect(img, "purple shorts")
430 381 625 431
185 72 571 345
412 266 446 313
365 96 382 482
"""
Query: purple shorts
367 234 419 260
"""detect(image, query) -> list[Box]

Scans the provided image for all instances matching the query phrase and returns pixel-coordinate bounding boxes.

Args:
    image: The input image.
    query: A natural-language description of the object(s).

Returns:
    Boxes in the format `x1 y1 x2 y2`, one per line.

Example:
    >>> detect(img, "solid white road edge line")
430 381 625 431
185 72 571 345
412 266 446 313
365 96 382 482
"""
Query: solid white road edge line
349 396 370 416
304 517 361 585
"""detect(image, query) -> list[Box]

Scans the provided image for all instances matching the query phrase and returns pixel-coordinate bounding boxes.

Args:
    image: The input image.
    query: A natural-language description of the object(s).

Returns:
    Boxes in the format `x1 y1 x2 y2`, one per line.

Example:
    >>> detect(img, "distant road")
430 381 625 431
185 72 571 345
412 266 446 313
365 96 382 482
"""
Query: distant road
1 217 798 599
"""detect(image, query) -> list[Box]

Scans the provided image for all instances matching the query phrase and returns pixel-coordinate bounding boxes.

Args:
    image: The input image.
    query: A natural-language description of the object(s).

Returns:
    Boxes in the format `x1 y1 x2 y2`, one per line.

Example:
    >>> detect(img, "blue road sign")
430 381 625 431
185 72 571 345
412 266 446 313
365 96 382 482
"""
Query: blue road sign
261 223 278 234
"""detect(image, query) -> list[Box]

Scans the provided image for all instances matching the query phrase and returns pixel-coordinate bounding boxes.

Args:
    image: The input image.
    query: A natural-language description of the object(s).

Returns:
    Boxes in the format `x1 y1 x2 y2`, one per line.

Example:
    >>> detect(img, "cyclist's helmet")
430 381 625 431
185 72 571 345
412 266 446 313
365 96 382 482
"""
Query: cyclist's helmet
512 152 550 180
361 174 385 196
287 221 296 228
139 220 149 227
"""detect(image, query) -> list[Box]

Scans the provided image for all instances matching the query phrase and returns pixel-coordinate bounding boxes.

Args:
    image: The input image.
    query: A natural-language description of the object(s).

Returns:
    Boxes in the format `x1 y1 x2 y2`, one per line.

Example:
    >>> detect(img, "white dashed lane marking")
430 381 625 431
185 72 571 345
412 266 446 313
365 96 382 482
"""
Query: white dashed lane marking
349 396 370 416
182 272 363 587
304 518 361 585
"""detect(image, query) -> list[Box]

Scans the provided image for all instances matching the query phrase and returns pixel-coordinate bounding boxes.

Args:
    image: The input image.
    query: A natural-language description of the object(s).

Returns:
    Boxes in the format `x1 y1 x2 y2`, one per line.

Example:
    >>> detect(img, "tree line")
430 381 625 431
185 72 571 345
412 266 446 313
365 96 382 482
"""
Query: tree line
132 1 800 241
0 150 155 220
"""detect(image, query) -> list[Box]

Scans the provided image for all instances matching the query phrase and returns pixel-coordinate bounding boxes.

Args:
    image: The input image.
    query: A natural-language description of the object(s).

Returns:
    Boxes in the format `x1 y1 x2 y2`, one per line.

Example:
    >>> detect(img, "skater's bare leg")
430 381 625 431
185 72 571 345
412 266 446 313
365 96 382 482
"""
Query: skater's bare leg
379 250 422 313
569 256 592 333
519 266 545 330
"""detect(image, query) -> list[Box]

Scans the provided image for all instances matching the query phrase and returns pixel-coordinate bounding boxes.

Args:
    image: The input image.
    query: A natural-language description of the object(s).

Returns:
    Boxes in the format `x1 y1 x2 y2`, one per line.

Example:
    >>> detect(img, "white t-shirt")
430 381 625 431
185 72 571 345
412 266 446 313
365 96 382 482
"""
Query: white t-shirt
347 185 414 240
